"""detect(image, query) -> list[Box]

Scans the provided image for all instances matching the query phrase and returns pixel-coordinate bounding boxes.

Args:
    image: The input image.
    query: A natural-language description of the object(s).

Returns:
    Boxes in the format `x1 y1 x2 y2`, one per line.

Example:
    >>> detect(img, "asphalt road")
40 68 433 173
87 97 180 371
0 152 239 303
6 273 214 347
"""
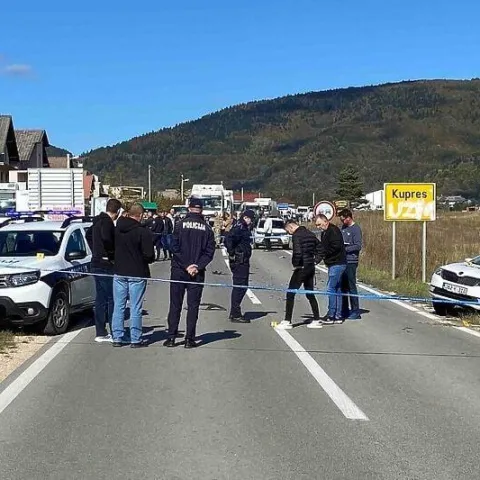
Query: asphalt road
1 248 480 479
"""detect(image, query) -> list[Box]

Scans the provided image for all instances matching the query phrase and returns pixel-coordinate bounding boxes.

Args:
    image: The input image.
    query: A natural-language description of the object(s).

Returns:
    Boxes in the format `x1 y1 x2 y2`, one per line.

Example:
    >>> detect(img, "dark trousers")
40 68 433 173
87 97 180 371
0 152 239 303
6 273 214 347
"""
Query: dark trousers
230 263 249 318
92 265 114 337
285 266 319 322
341 263 359 315
155 236 163 260
167 268 205 340
163 234 173 258
265 233 272 250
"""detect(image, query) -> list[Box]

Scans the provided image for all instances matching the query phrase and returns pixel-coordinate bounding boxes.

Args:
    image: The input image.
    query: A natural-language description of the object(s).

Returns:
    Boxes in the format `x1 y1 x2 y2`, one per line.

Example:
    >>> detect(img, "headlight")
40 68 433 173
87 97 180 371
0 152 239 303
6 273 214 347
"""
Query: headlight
434 268 443 276
8 271 40 287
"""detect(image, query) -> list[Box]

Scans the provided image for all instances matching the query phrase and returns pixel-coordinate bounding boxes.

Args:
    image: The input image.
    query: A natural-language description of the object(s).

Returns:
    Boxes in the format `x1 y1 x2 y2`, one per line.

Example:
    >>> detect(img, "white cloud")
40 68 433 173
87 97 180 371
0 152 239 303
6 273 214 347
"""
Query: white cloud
3 64 33 76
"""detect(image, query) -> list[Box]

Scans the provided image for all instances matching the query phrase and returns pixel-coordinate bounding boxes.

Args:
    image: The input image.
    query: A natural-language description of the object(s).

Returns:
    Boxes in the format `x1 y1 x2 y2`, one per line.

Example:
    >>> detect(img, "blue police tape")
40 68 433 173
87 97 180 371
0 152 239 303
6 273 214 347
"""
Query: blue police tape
0 261 478 309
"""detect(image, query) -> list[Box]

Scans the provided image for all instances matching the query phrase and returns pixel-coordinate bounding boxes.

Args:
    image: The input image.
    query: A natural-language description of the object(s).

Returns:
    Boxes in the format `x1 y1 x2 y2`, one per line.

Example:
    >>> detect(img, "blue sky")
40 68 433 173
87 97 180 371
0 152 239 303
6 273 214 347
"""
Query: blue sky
1 0 479 154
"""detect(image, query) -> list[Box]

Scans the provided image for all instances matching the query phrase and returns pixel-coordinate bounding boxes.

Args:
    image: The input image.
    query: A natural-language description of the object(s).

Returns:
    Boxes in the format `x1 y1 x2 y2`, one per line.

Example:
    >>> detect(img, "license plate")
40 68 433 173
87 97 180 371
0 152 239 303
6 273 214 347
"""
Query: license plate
443 282 468 295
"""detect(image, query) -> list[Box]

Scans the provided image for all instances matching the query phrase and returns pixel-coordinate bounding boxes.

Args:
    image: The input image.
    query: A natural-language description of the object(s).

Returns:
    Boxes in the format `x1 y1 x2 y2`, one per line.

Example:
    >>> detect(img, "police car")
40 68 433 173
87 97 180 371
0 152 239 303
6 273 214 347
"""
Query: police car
0 213 95 335
430 255 480 315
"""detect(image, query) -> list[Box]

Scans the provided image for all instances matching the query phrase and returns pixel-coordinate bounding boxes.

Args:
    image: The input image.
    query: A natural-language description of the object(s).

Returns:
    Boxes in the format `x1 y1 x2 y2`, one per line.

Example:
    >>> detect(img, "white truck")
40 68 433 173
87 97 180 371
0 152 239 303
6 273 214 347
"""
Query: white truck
27 168 85 220
188 184 233 225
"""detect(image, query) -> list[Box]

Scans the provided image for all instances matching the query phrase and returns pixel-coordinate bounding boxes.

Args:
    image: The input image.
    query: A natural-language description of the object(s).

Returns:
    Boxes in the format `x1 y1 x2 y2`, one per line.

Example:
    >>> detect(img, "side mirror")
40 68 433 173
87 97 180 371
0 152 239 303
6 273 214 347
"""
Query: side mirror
465 258 473 263
66 250 87 261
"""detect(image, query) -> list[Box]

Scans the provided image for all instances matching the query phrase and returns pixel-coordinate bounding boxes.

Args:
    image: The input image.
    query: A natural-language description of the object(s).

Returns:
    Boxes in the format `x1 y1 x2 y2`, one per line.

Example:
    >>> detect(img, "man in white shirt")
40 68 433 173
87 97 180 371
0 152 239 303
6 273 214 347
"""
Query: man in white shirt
264 215 273 251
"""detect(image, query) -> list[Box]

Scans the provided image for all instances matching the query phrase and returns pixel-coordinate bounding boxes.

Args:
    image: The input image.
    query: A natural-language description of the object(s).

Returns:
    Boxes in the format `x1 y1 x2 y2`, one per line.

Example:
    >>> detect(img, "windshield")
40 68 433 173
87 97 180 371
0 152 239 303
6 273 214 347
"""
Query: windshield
173 206 188 214
470 256 480 266
0 230 64 257
272 220 285 229
201 197 222 210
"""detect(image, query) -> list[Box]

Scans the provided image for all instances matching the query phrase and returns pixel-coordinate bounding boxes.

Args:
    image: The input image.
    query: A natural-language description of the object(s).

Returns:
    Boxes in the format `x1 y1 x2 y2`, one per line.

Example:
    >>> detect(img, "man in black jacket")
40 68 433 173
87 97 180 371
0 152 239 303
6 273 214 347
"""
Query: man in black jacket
86 198 122 343
276 219 322 330
111 203 155 348
160 211 174 260
315 214 347 324
164 198 215 348
225 209 255 323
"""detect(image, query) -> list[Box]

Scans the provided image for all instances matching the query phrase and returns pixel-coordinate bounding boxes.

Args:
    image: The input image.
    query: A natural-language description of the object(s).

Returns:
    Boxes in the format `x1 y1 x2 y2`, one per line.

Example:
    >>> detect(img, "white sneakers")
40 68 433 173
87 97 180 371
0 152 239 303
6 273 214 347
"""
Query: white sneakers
306 320 323 329
276 320 293 330
95 334 113 343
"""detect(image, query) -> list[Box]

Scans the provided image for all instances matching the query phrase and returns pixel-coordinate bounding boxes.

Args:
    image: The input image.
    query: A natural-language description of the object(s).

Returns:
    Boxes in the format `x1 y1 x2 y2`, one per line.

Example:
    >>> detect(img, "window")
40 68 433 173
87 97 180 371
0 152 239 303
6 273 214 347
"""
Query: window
272 220 285 229
65 229 86 256
0 231 63 256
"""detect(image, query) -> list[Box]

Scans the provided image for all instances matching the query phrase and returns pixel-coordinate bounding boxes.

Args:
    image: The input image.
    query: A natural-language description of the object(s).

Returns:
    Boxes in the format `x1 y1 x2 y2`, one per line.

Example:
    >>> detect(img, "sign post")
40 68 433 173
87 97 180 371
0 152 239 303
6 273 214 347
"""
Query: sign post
384 183 436 281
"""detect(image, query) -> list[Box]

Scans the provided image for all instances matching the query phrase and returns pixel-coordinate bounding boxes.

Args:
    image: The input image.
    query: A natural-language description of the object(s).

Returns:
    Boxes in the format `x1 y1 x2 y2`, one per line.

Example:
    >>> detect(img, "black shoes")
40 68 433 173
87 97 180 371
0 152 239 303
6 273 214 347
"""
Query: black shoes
163 338 175 348
130 340 148 348
184 339 198 349
229 315 251 324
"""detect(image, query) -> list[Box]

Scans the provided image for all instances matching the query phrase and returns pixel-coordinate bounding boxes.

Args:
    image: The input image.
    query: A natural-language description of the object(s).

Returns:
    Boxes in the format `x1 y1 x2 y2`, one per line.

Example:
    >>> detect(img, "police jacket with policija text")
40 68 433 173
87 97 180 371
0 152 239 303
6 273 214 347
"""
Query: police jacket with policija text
86 212 115 269
224 220 252 265
291 226 322 269
318 223 347 267
170 213 215 272
114 216 155 278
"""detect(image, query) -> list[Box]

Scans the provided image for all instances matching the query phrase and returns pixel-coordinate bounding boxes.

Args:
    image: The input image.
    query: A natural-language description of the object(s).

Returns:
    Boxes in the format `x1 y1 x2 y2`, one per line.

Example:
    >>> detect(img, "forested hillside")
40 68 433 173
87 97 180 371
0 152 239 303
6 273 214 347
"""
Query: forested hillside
82 79 480 202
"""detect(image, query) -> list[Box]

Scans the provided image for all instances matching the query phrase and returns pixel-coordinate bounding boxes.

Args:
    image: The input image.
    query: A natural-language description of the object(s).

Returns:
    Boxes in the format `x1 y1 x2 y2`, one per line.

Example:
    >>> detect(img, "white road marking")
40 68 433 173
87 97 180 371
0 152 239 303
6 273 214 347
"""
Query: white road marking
223 259 262 305
454 326 480 338
221 247 228 257
0 329 84 416
274 328 369 421
246 289 262 305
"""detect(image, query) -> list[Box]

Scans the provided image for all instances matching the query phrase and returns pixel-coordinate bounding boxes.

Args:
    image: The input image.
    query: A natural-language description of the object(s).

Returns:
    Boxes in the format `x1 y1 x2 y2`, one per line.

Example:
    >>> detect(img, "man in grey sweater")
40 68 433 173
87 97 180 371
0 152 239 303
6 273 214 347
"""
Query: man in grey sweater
338 209 363 320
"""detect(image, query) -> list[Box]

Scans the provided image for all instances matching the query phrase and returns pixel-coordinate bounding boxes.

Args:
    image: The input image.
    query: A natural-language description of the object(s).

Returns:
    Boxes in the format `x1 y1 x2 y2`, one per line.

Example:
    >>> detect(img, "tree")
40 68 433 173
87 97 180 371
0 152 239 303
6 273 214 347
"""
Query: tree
335 165 364 202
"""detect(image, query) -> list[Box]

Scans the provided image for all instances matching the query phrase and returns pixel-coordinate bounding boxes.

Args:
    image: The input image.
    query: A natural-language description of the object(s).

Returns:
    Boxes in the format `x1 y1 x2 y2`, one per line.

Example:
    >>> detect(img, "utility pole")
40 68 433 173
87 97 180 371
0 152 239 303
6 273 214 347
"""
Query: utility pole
148 164 152 202
312 192 315 207
181 174 184 200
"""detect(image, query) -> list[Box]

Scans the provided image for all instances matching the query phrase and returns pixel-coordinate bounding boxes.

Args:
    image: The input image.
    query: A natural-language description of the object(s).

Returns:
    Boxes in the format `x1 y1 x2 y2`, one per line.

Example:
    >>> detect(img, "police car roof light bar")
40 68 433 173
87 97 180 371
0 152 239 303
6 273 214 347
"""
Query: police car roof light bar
0 216 45 228
61 216 94 229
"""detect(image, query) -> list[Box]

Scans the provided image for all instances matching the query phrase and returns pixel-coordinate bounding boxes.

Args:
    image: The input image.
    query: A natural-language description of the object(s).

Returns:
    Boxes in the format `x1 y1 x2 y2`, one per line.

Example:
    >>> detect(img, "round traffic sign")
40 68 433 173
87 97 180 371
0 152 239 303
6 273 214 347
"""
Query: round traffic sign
313 201 336 221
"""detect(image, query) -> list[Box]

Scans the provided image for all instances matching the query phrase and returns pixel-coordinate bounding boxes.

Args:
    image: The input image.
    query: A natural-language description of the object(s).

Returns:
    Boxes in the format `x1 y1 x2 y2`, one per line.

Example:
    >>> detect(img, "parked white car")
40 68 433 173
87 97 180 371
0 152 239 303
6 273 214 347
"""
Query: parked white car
0 216 95 335
429 256 480 315
253 217 290 249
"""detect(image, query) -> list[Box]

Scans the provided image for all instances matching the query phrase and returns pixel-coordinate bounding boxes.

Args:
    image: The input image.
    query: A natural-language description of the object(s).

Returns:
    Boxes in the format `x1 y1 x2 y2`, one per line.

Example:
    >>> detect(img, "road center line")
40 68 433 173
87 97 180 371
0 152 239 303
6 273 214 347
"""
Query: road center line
0 329 84 416
274 328 369 420
223 258 262 305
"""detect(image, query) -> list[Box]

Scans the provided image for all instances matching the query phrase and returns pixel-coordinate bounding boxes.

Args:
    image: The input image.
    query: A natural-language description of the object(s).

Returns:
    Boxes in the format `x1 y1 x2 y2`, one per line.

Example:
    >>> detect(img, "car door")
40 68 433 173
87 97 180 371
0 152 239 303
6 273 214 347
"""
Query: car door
80 225 95 304
64 227 92 306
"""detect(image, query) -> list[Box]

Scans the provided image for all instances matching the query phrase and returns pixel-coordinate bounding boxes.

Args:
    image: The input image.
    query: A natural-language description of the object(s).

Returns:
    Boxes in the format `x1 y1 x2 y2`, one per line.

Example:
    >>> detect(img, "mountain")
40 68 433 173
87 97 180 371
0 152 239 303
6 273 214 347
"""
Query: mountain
47 145 72 157
82 79 480 203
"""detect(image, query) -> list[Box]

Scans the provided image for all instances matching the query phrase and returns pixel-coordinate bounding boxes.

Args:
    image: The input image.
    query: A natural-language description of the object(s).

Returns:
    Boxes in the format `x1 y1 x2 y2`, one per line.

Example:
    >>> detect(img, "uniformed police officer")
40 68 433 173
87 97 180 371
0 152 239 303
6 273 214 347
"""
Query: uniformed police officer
164 198 215 348
225 209 255 323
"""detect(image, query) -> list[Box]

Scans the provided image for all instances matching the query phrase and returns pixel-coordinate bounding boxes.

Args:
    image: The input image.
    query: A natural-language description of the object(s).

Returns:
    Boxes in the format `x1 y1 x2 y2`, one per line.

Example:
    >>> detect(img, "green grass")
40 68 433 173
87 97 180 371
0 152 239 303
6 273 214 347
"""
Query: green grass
0 331 16 355
357 265 430 299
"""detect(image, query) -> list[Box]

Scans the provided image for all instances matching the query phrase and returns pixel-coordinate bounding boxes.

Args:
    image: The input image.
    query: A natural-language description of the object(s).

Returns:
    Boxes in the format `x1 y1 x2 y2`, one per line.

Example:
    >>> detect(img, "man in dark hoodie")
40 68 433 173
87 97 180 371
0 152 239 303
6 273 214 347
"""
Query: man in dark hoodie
276 219 322 330
86 198 122 343
164 198 215 348
111 203 155 348
224 209 255 323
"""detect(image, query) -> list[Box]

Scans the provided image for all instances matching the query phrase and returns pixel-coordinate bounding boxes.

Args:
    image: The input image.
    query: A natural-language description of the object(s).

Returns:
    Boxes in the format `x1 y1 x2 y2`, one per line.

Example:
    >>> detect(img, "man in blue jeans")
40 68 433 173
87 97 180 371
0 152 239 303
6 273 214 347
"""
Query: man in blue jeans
85 198 122 343
338 209 363 319
112 203 155 348
315 214 347 324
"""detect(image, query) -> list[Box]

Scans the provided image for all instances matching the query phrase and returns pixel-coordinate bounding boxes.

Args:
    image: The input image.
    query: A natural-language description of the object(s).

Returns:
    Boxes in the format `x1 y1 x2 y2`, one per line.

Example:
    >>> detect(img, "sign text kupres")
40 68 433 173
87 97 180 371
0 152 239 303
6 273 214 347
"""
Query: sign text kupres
384 183 436 222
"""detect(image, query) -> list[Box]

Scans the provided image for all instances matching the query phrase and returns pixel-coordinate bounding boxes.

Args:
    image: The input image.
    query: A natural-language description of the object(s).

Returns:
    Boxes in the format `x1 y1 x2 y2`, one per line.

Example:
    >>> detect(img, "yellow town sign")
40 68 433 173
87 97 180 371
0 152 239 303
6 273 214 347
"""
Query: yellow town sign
384 183 436 222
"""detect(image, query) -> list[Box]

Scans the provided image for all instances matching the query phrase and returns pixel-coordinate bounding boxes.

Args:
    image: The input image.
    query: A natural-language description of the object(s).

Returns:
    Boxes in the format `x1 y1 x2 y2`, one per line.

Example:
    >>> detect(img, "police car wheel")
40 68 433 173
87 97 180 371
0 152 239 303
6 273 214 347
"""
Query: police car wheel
43 288 71 335
432 301 451 317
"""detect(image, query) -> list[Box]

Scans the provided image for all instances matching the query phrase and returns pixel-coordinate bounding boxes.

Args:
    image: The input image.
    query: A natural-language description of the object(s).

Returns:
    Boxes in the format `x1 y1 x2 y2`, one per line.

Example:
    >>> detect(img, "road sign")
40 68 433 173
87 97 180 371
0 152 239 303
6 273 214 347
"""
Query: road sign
313 201 336 221
384 183 436 222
